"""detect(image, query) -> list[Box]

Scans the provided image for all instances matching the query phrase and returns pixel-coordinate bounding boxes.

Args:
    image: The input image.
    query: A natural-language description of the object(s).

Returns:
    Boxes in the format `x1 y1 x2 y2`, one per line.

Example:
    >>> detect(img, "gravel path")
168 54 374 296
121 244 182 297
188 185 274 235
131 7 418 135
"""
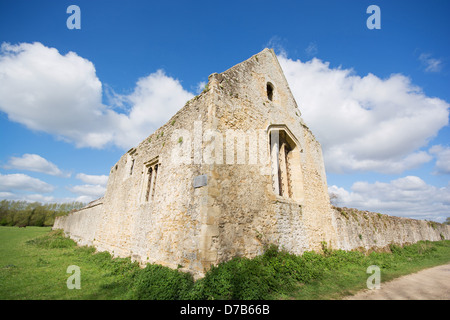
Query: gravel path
344 263 450 300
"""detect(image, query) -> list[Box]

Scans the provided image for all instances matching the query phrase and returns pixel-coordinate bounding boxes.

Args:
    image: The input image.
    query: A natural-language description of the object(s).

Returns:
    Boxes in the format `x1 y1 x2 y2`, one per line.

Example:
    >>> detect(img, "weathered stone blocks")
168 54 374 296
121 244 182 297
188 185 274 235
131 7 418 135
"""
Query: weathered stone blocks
54 48 450 278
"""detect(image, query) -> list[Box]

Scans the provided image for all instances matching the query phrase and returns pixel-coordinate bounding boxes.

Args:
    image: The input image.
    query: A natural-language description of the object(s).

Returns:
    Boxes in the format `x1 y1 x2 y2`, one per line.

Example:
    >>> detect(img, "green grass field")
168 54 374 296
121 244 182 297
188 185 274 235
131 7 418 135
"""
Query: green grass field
1 226 450 300
0 227 140 299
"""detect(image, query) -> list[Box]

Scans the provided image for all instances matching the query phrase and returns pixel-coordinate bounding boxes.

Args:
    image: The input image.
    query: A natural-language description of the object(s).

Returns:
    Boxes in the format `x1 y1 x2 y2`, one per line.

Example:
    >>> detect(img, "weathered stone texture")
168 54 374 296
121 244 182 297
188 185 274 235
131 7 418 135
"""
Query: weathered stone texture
52 198 102 247
53 48 450 278
332 207 450 251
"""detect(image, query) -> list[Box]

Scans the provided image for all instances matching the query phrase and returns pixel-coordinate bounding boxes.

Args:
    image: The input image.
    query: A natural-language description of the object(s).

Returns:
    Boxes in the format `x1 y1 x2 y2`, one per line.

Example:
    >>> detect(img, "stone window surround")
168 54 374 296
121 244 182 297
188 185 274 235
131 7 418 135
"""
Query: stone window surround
266 82 274 101
268 125 304 203
142 156 160 203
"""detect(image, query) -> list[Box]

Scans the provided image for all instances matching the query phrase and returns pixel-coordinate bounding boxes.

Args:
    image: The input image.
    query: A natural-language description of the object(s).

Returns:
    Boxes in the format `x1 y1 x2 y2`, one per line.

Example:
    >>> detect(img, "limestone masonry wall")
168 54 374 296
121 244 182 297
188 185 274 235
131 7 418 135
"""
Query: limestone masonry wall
53 198 103 247
331 207 450 251
53 48 450 278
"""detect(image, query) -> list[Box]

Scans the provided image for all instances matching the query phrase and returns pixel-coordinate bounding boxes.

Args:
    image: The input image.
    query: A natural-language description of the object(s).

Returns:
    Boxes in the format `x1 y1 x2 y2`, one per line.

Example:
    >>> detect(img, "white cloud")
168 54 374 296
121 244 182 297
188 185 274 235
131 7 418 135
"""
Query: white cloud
0 192 16 199
112 69 194 149
68 184 106 199
0 173 54 193
4 153 68 177
76 173 108 186
265 36 288 57
305 42 318 57
0 191 55 203
195 81 207 94
1 42 448 178
69 173 109 202
0 42 108 148
72 195 98 204
429 145 450 175
278 54 449 174
0 42 193 150
419 53 443 73
329 176 450 222
21 193 56 203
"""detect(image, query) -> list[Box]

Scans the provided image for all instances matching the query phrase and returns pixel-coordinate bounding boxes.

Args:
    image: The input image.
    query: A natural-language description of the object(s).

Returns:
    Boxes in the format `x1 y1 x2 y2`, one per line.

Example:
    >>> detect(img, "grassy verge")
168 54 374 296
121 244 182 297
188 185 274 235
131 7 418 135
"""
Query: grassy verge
1 226 449 300
0 227 139 299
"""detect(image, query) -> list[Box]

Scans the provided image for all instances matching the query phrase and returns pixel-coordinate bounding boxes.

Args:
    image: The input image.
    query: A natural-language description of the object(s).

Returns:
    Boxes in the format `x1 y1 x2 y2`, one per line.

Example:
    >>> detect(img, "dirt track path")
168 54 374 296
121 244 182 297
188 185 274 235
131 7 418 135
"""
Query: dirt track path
344 263 450 300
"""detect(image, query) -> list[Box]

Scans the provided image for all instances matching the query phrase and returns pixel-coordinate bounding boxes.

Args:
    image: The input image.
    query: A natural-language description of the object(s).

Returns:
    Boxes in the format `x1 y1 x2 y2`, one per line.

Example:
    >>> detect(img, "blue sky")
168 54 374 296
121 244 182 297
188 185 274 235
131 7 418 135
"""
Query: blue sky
0 0 449 222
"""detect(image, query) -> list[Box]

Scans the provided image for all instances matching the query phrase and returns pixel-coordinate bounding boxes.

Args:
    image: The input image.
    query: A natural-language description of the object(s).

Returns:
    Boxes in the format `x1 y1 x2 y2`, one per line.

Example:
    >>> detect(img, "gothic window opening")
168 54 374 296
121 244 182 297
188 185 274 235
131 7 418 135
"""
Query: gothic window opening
126 148 137 178
267 82 274 101
145 167 153 202
129 159 135 176
151 164 158 199
143 157 159 203
269 126 304 202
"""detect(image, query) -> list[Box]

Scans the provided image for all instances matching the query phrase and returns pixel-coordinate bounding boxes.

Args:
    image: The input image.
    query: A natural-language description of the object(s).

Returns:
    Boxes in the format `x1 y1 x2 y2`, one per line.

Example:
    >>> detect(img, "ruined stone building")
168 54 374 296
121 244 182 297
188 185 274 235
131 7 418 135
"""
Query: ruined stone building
54 49 450 278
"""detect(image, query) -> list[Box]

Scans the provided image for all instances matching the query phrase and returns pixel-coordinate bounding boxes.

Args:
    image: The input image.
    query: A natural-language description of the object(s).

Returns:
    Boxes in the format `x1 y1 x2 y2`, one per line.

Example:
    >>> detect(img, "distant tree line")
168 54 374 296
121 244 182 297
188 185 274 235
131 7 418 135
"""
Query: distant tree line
0 200 86 227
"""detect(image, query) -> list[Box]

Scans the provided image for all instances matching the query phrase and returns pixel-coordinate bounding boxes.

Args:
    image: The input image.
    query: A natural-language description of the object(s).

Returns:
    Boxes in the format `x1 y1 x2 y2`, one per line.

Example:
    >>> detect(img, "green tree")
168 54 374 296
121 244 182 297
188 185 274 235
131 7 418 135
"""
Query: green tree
0 200 86 227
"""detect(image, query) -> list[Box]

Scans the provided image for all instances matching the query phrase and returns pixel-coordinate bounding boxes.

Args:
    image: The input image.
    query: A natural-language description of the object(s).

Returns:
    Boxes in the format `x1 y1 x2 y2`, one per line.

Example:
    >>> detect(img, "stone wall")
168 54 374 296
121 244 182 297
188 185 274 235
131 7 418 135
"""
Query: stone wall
89 87 213 274
52 48 450 279
331 207 450 252
53 198 103 247
189 49 339 268
53 49 339 278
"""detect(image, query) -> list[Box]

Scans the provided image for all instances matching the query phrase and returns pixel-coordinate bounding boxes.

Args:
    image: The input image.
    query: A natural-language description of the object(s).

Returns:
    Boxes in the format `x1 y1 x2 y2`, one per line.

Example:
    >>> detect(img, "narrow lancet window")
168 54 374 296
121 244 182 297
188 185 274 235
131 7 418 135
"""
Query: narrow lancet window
151 164 158 200
142 157 159 203
145 167 153 202
130 159 135 176
269 126 304 202
267 82 274 101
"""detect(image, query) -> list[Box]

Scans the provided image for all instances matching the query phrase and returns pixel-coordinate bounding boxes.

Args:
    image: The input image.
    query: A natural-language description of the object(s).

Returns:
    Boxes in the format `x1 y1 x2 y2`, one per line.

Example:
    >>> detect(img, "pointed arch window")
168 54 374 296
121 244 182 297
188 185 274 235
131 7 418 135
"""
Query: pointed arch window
268 125 304 202
142 157 159 203
266 82 274 101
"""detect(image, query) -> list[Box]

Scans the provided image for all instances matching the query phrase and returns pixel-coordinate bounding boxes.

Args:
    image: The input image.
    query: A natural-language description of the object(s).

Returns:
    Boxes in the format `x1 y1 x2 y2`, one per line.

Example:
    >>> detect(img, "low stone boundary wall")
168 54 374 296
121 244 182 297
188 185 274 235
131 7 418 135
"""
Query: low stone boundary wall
332 207 450 252
53 199 103 247
53 201 450 267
